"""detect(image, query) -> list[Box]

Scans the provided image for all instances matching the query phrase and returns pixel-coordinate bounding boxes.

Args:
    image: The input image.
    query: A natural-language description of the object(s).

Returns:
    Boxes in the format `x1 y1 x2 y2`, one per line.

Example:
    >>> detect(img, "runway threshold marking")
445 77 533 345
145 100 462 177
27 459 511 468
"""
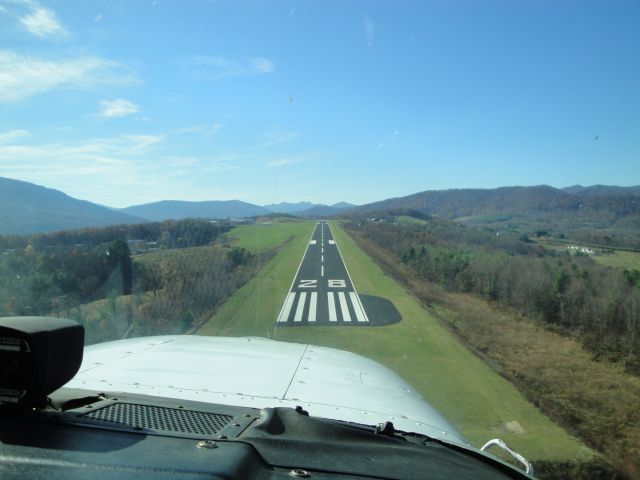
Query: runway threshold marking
350 292 367 322
275 224 317 323
338 292 351 322
278 293 296 323
331 223 370 323
294 292 307 322
328 292 337 322
276 221 369 325
309 292 317 322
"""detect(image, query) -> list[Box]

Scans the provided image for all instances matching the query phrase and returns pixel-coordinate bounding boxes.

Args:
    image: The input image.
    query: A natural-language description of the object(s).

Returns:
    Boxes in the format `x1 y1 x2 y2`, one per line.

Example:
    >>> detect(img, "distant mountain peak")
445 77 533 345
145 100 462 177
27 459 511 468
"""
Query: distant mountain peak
0 176 143 235
121 200 270 221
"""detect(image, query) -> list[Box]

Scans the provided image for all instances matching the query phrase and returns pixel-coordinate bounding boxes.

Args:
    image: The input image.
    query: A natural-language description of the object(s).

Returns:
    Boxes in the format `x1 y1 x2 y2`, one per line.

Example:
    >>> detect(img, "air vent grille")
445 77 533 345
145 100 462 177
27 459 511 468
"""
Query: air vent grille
83 403 234 436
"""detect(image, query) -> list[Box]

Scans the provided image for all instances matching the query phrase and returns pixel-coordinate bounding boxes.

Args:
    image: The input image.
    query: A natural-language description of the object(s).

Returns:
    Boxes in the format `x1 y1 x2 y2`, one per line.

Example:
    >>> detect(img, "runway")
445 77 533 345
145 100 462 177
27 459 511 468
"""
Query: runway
276 221 369 325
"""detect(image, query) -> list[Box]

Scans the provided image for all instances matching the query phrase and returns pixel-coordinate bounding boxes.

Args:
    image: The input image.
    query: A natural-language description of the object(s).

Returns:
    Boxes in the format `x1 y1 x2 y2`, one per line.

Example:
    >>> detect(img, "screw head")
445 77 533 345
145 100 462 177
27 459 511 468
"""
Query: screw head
197 440 217 449
290 469 310 478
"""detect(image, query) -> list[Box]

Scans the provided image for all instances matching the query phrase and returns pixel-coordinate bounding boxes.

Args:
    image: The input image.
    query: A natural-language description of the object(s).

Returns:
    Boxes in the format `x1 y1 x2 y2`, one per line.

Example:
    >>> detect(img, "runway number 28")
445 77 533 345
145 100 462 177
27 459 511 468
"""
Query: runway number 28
298 279 346 288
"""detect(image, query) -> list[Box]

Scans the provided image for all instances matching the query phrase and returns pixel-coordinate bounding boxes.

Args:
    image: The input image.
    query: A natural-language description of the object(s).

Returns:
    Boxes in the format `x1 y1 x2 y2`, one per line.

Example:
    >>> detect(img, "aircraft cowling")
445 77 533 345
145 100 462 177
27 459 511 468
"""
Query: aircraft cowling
65 335 467 446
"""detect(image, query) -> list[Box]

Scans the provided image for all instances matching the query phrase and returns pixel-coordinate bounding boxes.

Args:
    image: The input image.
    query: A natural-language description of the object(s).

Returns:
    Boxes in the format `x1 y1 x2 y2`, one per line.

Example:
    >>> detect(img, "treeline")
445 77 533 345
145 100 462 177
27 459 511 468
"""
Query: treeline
0 218 230 250
347 219 640 373
0 238 133 316
68 245 268 344
0 218 231 319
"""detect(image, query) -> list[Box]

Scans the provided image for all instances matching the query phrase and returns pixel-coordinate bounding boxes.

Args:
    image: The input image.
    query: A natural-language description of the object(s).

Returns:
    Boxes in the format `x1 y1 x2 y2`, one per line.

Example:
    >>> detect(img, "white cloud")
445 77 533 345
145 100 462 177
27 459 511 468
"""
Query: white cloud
185 55 275 80
0 133 244 206
99 98 139 118
211 122 222 135
19 5 66 38
251 130 297 149
175 123 222 137
364 15 374 47
266 156 310 168
0 134 164 195
94 13 103 23
0 50 137 103
0 129 28 144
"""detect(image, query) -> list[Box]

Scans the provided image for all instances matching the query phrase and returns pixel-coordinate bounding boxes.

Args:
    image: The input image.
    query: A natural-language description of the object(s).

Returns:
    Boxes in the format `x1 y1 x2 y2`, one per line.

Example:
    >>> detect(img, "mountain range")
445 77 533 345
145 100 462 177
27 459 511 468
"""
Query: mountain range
0 177 355 234
352 185 640 217
1 176 639 235
121 200 271 221
262 201 356 215
0 177 143 235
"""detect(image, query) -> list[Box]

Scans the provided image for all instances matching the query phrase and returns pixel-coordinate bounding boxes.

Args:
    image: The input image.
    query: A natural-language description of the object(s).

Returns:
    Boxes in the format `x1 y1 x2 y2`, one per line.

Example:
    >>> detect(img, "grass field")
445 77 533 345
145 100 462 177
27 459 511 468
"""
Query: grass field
224 218 310 254
592 249 640 270
196 220 592 464
395 215 428 225
532 237 640 271
196 220 313 337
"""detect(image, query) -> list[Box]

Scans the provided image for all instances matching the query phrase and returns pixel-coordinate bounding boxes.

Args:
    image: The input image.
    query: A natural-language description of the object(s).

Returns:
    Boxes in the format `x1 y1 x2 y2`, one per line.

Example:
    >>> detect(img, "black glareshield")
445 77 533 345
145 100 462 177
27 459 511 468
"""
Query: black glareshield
0 317 84 411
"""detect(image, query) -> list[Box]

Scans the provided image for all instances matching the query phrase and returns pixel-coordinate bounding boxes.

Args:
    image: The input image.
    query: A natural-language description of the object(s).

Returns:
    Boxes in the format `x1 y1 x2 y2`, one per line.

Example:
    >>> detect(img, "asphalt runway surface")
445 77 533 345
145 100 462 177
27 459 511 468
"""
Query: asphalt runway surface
276 222 401 327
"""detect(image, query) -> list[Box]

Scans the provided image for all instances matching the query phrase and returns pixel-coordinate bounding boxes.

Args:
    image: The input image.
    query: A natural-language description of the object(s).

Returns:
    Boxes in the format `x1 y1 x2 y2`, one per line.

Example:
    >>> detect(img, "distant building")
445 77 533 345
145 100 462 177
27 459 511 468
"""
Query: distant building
567 245 596 256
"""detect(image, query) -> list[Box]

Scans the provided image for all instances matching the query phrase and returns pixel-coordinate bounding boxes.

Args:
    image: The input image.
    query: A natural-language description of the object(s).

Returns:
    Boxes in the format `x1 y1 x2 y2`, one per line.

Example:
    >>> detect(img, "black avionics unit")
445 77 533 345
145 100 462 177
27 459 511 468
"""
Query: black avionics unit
0 316 84 410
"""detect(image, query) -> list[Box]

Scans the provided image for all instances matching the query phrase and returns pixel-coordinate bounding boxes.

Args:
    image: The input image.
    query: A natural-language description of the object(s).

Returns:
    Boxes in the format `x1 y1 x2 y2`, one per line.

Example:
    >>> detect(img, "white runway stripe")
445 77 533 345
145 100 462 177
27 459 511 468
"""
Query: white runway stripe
350 292 367 322
338 292 351 322
321 265 324 277
277 293 296 322
294 292 307 322
328 292 337 322
309 292 317 322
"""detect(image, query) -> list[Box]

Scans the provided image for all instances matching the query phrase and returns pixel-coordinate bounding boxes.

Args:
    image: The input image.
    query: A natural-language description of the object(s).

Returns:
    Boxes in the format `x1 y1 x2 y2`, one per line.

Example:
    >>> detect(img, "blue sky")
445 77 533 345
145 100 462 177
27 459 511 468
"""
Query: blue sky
0 0 638 207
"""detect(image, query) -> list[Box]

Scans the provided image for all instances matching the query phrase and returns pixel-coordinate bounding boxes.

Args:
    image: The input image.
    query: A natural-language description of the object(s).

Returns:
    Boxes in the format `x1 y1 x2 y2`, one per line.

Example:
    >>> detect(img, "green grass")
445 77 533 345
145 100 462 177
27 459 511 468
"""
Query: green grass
592 250 640 270
197 220 592 463
196 220 315 337
395 215 428 225
225 219 311 254
532 237 640 270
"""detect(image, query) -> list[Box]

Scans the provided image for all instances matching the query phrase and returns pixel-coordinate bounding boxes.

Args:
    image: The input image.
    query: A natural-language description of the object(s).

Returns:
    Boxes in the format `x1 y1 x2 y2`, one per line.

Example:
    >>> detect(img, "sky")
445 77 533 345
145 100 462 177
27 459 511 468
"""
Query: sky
0 0 638 208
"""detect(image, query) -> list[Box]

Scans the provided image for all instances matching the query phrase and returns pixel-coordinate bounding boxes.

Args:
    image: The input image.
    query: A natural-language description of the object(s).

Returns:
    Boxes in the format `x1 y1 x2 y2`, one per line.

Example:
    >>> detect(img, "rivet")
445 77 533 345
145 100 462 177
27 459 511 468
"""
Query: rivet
290 469 310 478
197 440 217 449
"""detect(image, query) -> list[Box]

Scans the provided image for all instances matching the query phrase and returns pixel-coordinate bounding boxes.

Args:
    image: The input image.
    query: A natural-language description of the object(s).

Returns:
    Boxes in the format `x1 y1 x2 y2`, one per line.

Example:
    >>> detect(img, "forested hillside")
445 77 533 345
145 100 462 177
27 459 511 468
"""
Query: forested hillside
0 176 142 234
120 199 270 221
0 219 269 344
347 217 640 371
344 217 640 478
351 186 640 249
